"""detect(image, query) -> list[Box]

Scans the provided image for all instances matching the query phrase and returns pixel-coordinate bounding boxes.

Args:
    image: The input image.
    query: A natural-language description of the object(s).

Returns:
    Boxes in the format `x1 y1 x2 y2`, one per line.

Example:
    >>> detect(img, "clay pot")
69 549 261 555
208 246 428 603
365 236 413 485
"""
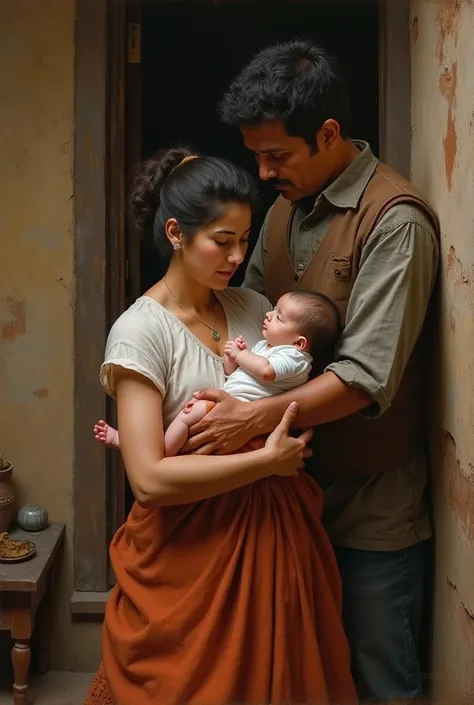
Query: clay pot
0 462 16 534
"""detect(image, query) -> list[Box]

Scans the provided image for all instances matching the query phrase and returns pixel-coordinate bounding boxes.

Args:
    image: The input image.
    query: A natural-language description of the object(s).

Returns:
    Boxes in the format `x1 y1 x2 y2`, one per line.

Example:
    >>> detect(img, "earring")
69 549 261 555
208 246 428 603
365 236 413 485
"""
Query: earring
173 243 181 251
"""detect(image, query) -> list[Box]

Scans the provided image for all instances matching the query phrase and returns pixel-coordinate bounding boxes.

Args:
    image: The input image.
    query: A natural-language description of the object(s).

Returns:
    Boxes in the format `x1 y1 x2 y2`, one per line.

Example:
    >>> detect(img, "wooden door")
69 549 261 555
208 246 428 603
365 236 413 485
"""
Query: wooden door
107 0 143 565
125 1 143 305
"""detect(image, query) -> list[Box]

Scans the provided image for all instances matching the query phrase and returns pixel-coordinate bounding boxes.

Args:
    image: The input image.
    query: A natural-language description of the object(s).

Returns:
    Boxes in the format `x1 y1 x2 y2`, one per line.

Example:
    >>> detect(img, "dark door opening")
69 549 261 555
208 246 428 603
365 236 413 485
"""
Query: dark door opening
123 0 379 515
138 0 379 292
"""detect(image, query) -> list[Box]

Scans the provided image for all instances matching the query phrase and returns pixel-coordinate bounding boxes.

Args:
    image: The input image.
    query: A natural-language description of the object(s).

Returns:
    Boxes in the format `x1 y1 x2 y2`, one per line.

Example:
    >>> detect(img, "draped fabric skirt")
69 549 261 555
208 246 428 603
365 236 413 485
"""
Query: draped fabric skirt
85 473 356 705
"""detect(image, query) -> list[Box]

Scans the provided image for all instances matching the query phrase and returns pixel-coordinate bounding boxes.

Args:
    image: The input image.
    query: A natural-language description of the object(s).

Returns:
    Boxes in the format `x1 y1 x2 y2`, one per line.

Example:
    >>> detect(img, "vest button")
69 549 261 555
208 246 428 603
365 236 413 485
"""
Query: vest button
303 224 311 231
334 269 341 277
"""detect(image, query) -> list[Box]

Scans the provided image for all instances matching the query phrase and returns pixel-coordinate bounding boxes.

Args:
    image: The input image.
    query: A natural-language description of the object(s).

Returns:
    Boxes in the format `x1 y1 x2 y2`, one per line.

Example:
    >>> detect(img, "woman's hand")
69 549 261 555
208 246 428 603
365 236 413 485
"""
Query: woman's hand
264 402 313 477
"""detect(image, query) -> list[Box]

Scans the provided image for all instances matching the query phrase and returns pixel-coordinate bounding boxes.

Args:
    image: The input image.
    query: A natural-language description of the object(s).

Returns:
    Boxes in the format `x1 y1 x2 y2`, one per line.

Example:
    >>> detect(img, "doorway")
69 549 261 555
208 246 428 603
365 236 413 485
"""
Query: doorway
72 0 413 623
133 0 379 296
120 0 380 515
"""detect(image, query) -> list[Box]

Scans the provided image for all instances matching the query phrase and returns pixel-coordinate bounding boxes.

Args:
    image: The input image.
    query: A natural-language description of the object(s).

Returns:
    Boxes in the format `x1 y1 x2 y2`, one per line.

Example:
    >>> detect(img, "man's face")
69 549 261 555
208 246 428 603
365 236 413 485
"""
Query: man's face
241 119 336 201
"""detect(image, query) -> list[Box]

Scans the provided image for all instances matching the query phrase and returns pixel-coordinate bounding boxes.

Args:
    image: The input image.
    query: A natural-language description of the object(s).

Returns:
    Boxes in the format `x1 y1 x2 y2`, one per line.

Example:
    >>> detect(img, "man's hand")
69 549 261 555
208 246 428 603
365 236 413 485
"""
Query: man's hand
181 389 257 455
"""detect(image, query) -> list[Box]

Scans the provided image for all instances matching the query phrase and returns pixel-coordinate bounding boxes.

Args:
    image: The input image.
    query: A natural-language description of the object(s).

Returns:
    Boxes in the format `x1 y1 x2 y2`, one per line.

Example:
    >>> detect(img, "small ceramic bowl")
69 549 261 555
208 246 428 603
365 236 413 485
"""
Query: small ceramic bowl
17 505 49 532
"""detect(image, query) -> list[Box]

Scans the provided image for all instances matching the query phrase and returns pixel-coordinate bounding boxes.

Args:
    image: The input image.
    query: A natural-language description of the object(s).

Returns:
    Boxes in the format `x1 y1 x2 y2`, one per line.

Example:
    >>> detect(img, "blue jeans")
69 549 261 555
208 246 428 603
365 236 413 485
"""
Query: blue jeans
335 541 428 702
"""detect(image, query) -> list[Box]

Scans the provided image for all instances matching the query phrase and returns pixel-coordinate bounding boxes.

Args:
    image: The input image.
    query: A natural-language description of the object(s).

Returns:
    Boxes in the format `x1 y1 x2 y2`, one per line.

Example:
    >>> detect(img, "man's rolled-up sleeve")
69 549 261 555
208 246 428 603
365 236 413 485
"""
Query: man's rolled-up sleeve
325 208 439 417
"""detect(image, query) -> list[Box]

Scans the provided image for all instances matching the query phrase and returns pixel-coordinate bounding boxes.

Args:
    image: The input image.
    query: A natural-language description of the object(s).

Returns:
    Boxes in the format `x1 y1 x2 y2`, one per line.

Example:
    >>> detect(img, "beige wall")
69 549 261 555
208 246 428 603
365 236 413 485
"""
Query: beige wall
411 0 474 701
0 0 101 671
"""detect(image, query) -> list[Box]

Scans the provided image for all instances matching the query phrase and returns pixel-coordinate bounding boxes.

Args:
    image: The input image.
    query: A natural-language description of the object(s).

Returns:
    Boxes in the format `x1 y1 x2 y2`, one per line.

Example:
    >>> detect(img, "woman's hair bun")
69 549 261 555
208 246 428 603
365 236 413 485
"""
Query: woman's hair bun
130 147 194 235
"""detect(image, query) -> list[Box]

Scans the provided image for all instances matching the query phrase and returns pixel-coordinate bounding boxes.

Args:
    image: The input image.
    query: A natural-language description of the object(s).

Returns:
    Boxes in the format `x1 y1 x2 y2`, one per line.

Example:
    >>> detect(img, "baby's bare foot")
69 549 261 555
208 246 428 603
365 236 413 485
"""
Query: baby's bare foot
93 420 119 447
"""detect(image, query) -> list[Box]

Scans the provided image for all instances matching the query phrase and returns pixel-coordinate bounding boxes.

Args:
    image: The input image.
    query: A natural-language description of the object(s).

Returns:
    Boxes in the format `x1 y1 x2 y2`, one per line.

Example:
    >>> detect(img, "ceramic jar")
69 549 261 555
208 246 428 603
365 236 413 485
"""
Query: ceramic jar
17 504 49 532
0 462 16 534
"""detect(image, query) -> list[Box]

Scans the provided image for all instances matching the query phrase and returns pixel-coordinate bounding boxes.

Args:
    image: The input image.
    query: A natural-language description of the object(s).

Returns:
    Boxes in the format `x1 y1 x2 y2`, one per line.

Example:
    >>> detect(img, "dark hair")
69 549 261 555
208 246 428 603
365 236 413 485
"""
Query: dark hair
220 39 351 150
130 147 259 256
288 290 341 355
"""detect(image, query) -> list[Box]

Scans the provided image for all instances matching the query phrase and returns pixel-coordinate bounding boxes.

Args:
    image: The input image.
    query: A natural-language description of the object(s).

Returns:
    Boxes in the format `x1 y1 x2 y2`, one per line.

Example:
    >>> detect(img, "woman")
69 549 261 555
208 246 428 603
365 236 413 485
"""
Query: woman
85 148 356 705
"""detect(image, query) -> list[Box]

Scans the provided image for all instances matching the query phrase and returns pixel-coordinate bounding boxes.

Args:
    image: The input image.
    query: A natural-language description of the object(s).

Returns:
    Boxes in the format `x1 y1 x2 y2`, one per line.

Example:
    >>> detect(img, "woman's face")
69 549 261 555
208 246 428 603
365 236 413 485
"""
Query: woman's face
176 202 252 290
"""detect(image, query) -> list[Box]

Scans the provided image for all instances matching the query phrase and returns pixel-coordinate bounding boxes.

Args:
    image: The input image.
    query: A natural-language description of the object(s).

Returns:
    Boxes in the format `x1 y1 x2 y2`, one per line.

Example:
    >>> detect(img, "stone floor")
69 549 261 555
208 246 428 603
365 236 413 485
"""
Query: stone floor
0 670 93 705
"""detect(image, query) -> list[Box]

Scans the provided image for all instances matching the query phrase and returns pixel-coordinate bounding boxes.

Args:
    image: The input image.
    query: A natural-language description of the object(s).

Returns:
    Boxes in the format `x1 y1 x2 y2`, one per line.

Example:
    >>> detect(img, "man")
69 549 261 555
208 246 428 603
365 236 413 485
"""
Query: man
188 40 439 702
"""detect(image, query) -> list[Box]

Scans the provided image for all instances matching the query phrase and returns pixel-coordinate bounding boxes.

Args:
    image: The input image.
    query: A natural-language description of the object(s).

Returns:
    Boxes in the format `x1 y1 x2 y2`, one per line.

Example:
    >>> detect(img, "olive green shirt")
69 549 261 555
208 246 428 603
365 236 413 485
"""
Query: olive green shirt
243 141 439 550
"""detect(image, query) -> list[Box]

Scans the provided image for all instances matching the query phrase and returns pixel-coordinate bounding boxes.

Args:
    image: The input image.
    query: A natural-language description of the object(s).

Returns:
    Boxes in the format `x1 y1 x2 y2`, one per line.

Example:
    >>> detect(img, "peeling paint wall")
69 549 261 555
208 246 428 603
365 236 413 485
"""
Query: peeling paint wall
0 0 101 671
411 0 474 700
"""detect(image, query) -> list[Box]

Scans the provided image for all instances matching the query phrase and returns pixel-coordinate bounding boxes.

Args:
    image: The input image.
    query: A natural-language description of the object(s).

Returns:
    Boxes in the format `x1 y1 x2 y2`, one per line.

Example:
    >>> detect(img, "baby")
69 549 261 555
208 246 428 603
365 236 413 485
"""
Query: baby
94 290 340 456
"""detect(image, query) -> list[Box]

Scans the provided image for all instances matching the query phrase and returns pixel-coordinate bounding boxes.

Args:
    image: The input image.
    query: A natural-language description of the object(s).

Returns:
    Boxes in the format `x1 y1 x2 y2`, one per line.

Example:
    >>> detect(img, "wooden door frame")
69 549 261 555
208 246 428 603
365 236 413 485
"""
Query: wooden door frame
378 0 411 177
72 0 412 606
73 0 110 595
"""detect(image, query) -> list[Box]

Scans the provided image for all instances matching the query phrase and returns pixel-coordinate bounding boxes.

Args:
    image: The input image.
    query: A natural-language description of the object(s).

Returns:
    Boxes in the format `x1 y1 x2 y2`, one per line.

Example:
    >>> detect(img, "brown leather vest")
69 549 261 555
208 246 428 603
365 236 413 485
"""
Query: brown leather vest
265 162 439 478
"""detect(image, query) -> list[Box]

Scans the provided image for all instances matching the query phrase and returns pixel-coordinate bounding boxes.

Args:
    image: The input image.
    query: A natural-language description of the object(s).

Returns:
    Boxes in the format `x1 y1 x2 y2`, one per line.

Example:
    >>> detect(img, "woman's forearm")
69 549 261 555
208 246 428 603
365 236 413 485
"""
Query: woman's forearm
133 447 273 508
251 371 372 434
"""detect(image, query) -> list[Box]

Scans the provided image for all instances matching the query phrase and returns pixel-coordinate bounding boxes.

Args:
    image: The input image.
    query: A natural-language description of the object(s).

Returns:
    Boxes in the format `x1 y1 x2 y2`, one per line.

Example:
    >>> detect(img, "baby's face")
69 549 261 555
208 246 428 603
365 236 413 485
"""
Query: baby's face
262 294 306 349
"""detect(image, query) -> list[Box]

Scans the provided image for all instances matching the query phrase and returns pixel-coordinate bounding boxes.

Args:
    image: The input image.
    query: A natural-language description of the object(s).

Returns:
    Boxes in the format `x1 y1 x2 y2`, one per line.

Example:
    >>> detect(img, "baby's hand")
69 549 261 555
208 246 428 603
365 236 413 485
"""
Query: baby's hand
235 336 247 350
224 339 241 362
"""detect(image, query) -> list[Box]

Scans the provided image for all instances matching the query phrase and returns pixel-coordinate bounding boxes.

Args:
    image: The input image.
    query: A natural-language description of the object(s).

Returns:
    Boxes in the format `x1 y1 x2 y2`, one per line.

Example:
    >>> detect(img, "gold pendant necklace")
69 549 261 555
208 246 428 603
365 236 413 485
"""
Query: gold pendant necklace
163 279 220 341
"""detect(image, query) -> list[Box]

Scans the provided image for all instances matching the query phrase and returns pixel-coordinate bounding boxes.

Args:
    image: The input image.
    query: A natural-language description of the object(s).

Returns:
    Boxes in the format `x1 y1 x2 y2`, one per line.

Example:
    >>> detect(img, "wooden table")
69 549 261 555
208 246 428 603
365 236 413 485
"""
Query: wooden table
0 522 65 705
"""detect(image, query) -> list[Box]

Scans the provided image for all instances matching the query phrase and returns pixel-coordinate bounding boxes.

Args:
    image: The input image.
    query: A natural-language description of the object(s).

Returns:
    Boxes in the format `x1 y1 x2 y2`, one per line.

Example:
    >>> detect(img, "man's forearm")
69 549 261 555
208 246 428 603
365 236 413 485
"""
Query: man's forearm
251 371 372 433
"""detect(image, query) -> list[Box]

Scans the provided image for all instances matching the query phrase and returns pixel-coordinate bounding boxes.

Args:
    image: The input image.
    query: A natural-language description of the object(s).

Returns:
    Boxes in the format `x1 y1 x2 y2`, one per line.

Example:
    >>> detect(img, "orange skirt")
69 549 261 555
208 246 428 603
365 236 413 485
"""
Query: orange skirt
85 473 356 705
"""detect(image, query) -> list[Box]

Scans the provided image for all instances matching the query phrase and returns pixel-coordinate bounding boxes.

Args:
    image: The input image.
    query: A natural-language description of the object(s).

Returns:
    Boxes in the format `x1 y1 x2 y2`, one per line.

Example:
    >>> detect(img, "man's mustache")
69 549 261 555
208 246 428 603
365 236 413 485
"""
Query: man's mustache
267 179 294 188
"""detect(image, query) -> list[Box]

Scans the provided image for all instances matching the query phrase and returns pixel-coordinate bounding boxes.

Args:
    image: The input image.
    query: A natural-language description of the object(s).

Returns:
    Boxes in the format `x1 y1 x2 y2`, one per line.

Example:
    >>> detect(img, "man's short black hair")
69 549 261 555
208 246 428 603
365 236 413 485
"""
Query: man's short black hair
220 39 352 150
